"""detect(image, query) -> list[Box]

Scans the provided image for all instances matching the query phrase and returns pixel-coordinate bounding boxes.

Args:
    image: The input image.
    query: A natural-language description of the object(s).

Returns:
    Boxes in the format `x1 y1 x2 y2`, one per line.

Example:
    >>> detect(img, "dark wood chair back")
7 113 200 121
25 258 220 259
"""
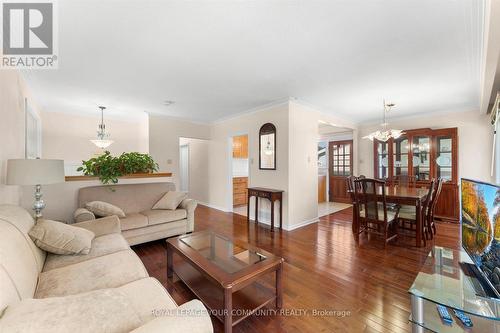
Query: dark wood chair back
354 178 388 224
346 176 355 192
426 178 444 237
353 178 399 246
423 179 436 212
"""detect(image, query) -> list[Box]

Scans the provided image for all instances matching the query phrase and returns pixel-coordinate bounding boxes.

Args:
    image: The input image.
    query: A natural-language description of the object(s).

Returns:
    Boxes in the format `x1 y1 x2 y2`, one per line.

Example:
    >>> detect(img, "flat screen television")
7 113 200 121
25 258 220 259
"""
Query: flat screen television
461 178 500 298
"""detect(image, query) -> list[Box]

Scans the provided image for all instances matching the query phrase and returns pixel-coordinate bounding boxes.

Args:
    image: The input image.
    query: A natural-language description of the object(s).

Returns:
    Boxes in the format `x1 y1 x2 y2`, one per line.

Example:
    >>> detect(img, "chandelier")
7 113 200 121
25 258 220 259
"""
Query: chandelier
90 106 113 149
363 100 404 142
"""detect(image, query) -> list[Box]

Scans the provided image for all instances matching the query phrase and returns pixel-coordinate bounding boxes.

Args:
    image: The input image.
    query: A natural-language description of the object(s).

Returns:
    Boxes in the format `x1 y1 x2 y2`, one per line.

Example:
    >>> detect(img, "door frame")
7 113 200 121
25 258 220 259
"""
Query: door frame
227 132 250 213
328 140 353 203
179 143 190 193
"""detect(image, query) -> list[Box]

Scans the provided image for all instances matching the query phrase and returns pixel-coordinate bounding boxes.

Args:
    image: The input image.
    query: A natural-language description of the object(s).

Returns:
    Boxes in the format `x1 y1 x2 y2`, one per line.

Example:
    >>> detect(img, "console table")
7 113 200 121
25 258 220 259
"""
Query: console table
247 187 283 231
409 246 500 332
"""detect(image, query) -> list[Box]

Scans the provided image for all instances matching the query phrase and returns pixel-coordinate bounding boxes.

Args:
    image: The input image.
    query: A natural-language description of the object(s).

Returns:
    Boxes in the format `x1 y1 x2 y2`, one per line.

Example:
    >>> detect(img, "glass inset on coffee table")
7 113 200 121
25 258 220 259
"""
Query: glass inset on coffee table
167 231 284 333
180 232 267 274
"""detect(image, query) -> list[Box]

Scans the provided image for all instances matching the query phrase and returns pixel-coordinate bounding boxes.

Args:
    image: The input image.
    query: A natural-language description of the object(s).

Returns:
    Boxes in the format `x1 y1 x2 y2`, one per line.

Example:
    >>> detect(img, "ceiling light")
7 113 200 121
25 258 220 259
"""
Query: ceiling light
163 100 175 106
90 106 113 149
363 100 404 142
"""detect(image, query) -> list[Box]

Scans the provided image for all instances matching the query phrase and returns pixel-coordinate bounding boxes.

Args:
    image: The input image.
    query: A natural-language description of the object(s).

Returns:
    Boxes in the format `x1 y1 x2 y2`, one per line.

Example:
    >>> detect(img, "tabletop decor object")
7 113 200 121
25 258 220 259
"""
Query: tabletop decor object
7 158 65 219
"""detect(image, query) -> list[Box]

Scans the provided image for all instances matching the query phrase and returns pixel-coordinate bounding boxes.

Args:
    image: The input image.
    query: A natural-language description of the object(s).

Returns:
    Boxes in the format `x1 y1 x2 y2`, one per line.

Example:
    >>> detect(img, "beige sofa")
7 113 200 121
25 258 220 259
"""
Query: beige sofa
73 182 197 245
0 204 212 333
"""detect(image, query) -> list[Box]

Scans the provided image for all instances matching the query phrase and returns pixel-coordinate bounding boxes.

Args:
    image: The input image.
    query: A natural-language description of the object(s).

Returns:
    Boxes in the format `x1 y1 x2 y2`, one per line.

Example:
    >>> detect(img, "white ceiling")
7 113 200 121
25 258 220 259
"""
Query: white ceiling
22 0 484 123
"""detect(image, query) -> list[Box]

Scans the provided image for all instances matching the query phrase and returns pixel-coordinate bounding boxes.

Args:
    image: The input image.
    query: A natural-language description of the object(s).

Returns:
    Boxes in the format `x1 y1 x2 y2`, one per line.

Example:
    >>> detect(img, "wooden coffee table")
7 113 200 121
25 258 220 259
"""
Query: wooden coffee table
166 231 284 333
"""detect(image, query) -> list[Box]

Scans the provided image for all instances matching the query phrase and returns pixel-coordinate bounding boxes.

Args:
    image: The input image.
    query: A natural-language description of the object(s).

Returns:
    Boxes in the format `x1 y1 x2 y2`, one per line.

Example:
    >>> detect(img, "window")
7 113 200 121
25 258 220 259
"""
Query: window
329 141 352 176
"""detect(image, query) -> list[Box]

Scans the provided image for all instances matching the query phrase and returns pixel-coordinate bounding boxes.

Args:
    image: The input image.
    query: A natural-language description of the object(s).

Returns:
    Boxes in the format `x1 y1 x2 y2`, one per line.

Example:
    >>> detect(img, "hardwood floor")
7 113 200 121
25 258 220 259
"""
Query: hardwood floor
132 205 460 333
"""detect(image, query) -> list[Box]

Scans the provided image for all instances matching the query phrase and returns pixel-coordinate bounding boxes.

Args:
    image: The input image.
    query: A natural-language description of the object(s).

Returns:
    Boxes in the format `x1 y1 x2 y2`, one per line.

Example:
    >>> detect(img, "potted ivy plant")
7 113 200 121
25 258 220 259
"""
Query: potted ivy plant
77 151 159 184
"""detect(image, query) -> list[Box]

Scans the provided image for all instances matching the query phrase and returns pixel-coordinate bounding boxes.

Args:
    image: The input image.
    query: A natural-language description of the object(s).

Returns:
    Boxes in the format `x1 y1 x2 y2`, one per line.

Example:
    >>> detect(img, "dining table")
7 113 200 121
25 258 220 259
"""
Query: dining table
351 185 429 247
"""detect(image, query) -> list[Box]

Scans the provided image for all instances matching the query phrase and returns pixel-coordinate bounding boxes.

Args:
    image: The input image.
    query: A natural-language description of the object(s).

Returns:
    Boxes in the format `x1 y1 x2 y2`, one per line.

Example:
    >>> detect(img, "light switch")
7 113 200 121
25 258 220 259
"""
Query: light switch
167 159 172 165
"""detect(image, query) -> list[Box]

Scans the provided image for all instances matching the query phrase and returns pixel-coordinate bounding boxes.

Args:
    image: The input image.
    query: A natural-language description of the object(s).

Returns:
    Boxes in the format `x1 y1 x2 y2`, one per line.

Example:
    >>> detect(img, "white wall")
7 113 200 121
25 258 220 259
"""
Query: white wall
149 115 211 189
288 101 358 229
0 70 42 205
179 137 210 203
41 111 149 173
288 102 320 228
208 100 358 230
209 103 290 226
358 110 492 183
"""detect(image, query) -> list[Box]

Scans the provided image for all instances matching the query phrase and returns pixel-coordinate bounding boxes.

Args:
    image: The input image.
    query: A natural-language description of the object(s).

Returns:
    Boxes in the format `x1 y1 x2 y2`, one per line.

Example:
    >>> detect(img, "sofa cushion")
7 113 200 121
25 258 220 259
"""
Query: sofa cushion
29 219 95 255
85 201 126 218
130 300 212 333
119 277 177 323
0 206 46 308
141 209 187 226
78 182 176 215
120 213 149 231
123 220 188 246
35 250 148 298
152 191 188 210
0 286 143 333
72 215 121 237
0 278 183 333
43 233 130 271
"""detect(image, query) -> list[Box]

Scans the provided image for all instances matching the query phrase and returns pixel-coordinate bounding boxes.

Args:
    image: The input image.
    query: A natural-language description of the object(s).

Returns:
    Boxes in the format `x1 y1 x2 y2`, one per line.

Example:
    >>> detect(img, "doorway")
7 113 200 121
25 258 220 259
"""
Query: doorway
178 137 210 203
231 134 249 217
329 140 353 203
179 144 189 192
317 121 354 217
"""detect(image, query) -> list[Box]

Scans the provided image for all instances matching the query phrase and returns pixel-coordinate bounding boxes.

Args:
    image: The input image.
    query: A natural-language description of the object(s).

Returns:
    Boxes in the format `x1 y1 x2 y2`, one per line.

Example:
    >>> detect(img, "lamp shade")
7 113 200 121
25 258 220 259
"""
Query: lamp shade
7 159 65 185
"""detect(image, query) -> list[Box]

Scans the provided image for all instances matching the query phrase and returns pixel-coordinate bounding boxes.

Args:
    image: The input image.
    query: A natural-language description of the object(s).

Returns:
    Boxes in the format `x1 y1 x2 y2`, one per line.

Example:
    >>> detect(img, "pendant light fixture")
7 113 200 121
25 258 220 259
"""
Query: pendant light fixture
90 106 113 149
363 99 404 142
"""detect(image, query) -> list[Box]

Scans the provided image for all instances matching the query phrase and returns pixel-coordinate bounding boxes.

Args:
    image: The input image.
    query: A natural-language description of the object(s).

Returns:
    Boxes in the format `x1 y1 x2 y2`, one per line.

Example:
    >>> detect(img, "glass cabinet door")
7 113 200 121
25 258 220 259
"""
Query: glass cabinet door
376 141 389 179
412 136 431 181
393 136 409 176
436 136 453 181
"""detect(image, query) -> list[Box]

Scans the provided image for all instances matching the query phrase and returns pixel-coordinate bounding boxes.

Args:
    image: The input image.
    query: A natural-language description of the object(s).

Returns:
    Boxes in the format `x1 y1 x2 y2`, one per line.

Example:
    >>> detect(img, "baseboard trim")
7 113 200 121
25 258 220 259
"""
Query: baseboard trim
198 203 320 232
198 202 230 213
285 216 320 231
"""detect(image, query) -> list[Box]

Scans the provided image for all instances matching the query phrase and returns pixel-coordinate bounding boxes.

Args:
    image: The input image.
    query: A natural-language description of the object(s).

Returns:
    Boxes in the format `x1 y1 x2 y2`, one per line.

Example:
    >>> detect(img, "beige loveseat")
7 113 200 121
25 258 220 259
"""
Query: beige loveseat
73 182 197 245
0 205 212 333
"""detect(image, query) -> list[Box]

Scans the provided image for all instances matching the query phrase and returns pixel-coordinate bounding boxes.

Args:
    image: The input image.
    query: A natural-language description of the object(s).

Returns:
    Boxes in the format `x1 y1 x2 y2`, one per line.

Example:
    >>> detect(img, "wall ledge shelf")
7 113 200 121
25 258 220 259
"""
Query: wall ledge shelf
65 172 173 182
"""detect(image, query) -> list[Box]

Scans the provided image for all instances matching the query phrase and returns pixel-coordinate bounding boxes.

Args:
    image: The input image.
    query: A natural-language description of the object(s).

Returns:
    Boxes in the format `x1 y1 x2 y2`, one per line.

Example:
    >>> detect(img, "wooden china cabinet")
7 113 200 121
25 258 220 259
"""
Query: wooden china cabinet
373 127 459 223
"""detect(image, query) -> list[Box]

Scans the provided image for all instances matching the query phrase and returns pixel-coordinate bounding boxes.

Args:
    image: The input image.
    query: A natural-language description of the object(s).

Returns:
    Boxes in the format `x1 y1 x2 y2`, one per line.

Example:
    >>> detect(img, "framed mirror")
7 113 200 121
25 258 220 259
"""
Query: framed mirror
259 123 276 170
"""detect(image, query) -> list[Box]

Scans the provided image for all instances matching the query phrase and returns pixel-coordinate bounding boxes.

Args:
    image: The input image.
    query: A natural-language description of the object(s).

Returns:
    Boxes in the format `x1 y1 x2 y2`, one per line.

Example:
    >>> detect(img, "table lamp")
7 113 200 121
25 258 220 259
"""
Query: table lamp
7 159 65 219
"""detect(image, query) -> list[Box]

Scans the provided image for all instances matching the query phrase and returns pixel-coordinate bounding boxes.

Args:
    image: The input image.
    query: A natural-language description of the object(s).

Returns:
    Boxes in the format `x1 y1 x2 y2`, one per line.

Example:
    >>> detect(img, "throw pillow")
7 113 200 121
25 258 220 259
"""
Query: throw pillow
152 191 188 210
29 219 95 255
85 201 126 218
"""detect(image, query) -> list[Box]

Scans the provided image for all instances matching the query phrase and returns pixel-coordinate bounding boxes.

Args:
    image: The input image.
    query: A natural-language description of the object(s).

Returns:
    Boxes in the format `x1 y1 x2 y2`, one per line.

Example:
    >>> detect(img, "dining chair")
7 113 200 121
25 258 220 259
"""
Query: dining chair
391 175 417 187
397 179 435 246
347 175 365 198
353 178 400 247
346 176 356 203
426 178 444 239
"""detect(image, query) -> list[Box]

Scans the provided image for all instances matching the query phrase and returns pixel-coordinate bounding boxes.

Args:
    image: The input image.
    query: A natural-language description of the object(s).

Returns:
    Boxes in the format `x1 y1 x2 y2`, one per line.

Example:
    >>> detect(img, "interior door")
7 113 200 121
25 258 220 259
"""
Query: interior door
329 140 353 203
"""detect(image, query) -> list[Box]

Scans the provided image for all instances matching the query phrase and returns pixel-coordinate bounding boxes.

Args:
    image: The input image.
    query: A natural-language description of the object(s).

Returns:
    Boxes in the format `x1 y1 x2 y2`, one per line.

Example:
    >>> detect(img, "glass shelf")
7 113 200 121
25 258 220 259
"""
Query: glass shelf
409 246 500 321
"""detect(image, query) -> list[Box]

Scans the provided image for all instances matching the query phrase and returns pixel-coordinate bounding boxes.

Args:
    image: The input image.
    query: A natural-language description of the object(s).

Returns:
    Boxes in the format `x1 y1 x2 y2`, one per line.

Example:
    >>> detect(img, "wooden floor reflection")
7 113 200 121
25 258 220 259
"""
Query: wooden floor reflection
133 205 460 333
